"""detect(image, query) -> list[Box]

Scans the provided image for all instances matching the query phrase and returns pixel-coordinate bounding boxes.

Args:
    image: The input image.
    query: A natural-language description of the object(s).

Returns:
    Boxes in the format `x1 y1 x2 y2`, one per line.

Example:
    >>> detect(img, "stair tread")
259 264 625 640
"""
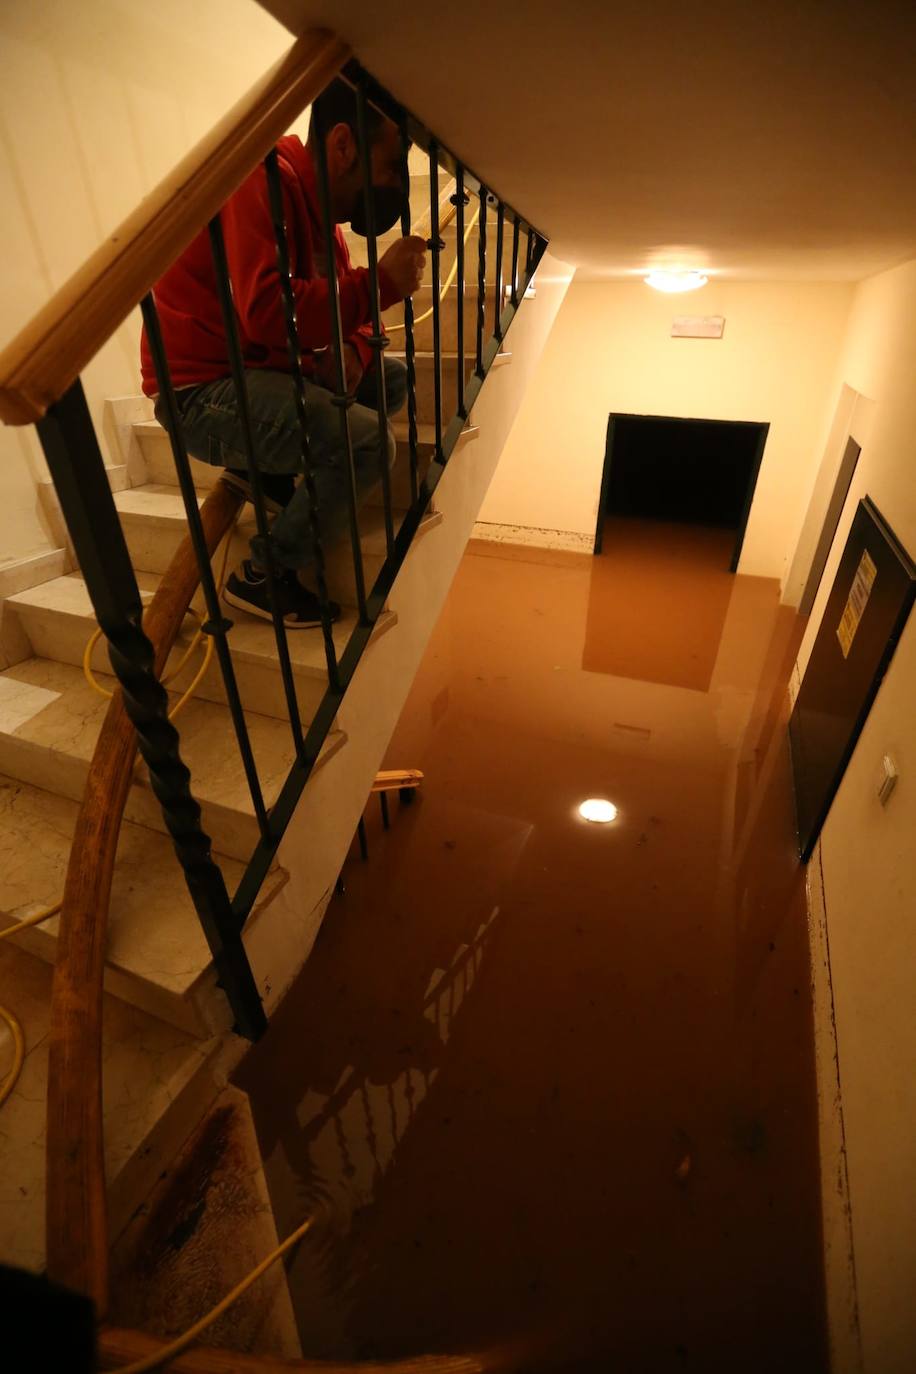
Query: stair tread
0 929 222 1273
390 421 479 445
0 772 248 1000
8 570 396 679
387 350 512 363
0 656 345 824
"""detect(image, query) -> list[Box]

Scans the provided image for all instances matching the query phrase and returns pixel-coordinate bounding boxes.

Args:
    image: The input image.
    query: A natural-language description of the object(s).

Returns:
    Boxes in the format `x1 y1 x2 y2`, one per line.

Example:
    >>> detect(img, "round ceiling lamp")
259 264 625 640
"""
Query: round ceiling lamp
644 269 708 293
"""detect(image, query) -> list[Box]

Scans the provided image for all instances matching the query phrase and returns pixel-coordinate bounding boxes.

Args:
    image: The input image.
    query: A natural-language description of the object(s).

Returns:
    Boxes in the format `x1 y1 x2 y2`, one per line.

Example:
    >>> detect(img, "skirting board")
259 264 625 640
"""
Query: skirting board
472 521 594 554
807 840 863 1373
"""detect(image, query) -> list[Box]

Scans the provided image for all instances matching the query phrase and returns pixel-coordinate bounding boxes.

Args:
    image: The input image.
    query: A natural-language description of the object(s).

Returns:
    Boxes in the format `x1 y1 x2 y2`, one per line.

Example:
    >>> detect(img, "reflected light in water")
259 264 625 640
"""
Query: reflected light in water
578 798 619 824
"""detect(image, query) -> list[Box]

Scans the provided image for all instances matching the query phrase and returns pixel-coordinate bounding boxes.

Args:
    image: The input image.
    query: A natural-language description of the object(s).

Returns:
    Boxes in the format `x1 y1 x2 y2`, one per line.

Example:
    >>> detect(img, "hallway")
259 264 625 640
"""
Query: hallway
235 520 825 1371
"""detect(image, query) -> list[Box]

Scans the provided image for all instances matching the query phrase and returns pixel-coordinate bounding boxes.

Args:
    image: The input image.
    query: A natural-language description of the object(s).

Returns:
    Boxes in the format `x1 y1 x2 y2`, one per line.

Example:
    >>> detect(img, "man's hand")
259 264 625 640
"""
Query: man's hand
314 341 363 395
379 235 427 299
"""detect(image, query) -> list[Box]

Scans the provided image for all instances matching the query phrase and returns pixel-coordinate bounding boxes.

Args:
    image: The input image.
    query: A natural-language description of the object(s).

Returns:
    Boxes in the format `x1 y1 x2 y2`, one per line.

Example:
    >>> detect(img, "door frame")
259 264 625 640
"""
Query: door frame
798 434 863 615
594 412 770 572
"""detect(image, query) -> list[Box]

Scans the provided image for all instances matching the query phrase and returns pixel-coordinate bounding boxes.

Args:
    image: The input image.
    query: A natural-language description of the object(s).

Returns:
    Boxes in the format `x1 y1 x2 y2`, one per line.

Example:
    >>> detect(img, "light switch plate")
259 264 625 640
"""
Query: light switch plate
878 754 898 806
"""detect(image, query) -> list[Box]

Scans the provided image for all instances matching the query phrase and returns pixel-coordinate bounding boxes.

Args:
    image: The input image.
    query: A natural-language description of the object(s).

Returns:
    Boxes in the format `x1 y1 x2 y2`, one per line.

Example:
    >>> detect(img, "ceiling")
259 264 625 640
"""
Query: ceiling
260 0 916 282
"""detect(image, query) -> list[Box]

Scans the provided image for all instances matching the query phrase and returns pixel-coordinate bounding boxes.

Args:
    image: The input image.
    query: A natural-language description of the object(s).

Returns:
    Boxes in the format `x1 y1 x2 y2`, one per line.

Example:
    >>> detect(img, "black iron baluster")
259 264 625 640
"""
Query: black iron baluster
263 150 341 694
398 117 419 507
493 202 505 342
36 380 266 1040
355 81 395 559
453 168 467 418
427 142 444 465
141 294 270 840
510 215 520 307
208 214 306 758
312 102 370 625
525 226 535 285
475 185 488 378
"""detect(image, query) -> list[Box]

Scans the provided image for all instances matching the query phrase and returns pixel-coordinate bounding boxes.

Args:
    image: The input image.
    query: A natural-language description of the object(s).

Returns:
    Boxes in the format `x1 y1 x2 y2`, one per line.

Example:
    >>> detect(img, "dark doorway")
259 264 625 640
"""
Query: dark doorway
595 414 769 570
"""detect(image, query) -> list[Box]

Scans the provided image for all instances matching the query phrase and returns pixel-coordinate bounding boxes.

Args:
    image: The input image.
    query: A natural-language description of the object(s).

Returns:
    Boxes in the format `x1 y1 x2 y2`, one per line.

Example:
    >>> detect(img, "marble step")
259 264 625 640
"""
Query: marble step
383 280 503 352
368 422 479 508
387 349 512 425
0 772 257 1036
110 481 443 607
0 928 232 1273
6 569 396 725
0 656 346 865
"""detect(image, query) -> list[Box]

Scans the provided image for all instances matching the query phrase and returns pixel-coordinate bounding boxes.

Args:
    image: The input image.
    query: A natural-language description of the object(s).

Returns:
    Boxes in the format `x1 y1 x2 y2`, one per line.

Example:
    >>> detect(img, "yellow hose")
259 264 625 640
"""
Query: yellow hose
110 1215 315 1372
386 207 480 333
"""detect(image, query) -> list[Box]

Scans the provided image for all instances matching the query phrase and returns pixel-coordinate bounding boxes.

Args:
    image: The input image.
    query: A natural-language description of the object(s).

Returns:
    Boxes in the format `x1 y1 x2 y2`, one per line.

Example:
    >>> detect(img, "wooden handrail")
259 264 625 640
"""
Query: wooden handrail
98 1327 506 1371
46 481 244 1310
0 28 349 426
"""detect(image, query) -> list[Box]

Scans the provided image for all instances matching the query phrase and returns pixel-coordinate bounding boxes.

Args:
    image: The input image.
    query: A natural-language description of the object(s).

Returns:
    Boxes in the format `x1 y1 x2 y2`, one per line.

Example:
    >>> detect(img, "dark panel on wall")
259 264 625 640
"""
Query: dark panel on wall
800 434 862 616
789 497 916 860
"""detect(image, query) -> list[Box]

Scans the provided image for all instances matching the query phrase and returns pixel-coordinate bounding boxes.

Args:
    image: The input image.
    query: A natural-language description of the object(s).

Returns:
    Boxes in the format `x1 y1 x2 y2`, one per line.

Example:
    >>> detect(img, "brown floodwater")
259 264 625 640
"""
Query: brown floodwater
235 517 825 1372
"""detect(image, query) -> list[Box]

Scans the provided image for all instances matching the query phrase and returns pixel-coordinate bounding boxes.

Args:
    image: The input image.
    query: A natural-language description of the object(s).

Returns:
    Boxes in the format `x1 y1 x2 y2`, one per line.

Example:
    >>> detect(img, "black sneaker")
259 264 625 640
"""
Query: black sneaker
221 469 296 515
223 561 340 628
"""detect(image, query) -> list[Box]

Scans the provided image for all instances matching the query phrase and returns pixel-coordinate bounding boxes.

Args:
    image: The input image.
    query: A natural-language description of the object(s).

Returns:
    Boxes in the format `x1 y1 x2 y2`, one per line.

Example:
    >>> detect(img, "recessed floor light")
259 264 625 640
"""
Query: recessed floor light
578 798 618 824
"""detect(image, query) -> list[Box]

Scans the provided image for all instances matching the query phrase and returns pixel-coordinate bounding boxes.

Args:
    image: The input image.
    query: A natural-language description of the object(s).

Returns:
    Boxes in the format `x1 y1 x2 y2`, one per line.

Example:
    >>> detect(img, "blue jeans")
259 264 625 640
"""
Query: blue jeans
157 358 407 573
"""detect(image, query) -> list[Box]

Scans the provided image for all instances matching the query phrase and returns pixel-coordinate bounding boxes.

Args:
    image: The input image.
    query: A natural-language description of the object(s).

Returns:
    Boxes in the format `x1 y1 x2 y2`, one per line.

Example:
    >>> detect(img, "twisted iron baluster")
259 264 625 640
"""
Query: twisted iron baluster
36 380 266 1040
312 100 369 624
493 202 505 342
510 215 520 307
453 168 468 419
398 117 420 506
263 149 341 692
475 185 488 378
355 81 395 558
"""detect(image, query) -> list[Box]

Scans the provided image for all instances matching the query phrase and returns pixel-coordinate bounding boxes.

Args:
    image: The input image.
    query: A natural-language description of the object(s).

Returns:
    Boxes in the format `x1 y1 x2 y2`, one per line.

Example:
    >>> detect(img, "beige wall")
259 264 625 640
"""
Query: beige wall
796 259 916 1374
0 0 304 563
479 277 853 583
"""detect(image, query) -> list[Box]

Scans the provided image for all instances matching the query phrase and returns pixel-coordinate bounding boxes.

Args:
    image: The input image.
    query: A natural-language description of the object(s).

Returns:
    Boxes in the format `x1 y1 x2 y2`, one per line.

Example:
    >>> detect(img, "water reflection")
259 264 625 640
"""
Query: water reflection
236 521 823 1372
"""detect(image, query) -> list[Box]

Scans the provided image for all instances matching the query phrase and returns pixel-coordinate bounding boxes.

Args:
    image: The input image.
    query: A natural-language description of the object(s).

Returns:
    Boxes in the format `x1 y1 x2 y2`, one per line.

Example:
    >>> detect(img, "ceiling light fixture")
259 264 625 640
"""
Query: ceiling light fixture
578 798 618 824
644 269 708 293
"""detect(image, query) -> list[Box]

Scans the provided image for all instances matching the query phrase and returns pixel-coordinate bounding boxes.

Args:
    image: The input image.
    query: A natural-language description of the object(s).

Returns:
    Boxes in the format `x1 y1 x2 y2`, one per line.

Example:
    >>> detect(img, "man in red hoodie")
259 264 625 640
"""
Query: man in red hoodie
141 78 426 627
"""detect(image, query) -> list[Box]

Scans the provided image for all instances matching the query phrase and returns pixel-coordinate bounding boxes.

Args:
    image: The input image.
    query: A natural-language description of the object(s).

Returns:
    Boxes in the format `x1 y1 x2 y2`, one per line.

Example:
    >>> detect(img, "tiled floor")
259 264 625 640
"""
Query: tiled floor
235 518 825 1371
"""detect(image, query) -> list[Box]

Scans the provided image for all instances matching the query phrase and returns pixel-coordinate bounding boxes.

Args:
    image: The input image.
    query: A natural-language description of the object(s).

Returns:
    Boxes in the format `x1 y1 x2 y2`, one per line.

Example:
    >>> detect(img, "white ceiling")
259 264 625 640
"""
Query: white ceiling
261 0 916 282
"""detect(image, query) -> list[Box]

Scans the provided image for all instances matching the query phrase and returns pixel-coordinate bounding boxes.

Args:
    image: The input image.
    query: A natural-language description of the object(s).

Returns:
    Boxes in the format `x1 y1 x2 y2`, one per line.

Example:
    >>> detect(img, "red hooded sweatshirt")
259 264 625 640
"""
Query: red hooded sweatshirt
140 135 399 396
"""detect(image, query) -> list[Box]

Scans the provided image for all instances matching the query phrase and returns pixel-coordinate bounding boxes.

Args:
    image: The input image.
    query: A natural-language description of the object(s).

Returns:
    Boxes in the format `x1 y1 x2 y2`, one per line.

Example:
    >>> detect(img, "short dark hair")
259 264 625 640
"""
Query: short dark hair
309 77 387 147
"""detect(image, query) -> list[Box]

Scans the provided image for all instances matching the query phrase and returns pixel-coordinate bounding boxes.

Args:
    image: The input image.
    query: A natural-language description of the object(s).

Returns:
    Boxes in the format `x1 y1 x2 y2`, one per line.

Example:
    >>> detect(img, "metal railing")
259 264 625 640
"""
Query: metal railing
4 54 547 1046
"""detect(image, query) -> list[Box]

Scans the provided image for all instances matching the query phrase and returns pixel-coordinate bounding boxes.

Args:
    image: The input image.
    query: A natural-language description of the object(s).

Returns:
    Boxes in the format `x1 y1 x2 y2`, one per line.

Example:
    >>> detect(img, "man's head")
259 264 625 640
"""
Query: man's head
309 78 404 233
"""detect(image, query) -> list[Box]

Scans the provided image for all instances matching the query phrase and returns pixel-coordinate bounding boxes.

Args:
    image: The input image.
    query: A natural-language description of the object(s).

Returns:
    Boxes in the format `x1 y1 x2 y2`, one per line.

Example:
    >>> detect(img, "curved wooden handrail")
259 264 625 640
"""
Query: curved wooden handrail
46 480 244 1310
0 28 349 426
98 1327 495 1372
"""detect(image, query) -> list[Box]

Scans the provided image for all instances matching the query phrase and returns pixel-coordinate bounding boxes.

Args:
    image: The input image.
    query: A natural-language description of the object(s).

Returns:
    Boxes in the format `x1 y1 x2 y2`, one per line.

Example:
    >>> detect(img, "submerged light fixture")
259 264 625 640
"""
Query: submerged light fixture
578 798 618 824
644 268 708 293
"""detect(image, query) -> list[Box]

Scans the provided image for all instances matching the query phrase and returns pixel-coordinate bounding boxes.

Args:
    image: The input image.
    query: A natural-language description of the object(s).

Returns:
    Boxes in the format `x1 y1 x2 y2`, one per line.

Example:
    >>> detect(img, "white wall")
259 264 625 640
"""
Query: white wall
479 277 853 582
795 259 916 1374
0 0 304 563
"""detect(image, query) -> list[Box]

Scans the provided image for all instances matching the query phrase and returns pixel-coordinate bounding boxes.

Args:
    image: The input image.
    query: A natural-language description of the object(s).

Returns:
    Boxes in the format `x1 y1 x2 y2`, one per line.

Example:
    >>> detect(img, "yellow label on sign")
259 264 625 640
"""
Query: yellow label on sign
837 549 877 658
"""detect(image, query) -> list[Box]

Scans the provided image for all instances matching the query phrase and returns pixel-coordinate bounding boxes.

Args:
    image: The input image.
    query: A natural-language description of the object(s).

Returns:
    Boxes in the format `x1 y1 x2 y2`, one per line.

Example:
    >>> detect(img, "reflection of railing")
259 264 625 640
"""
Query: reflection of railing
286 908 500 1334
304 907 498 1153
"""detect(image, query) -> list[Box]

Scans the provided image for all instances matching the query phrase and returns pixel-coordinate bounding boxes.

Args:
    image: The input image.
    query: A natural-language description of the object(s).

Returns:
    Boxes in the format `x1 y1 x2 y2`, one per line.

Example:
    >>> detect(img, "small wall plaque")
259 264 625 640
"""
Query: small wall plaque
671 315 726 339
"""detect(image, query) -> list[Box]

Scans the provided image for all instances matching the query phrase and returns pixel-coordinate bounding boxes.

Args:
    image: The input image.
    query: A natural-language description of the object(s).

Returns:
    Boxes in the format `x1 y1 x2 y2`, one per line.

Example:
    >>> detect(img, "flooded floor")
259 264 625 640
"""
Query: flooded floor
235 517 826 1371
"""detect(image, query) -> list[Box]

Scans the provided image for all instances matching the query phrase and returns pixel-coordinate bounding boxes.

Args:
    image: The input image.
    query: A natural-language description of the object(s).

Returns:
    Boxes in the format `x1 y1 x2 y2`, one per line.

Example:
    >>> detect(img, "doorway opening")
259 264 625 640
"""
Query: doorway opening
594 413 769 571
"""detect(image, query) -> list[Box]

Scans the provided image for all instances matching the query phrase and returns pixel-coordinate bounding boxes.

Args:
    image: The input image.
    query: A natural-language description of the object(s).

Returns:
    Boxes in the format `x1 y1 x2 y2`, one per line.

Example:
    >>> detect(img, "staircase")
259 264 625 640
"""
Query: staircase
0 277 493 1034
